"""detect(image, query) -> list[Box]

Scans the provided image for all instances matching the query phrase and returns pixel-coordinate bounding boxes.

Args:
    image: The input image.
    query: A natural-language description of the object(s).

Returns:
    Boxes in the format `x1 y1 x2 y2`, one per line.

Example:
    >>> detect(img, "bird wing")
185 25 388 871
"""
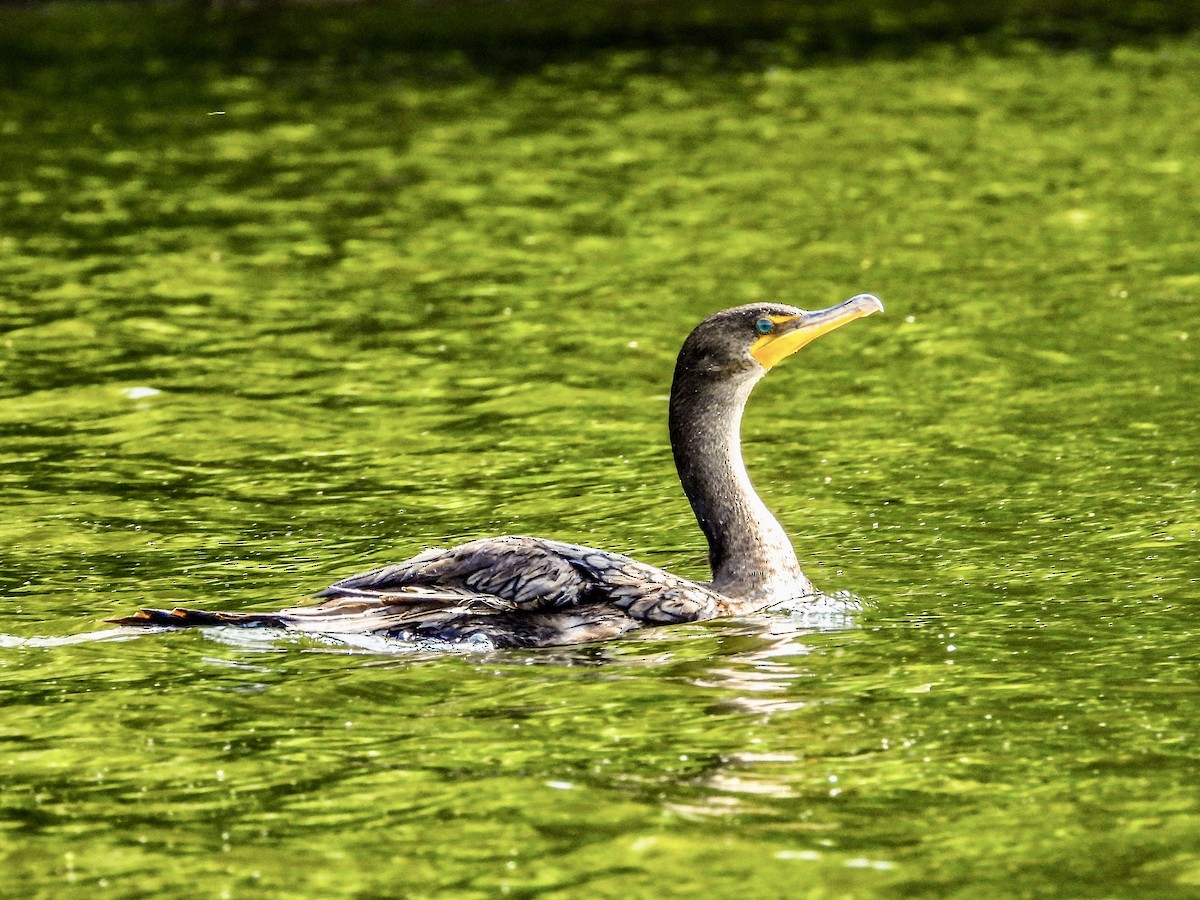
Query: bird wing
544 540 726 624
314 536 588 609
111 537 728 638
313 535 726 624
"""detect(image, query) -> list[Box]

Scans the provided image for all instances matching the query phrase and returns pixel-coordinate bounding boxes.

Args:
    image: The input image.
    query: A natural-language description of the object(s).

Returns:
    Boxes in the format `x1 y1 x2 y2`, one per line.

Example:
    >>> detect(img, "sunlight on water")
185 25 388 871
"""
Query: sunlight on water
0 627 145 648
1 19 1198 897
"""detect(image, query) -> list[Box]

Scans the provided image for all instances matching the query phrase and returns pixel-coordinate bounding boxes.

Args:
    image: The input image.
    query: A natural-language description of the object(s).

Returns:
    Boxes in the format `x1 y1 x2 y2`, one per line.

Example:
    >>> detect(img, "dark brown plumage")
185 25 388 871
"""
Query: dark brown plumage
112 295 883 649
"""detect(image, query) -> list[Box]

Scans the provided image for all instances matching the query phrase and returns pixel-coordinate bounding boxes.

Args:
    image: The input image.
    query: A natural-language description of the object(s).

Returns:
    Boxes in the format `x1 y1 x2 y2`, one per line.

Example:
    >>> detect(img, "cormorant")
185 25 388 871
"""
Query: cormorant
112 295 883 648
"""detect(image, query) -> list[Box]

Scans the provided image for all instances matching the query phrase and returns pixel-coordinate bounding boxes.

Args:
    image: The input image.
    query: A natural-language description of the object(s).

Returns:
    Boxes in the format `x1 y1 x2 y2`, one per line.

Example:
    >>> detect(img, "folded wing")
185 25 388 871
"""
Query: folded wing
111 535 728 640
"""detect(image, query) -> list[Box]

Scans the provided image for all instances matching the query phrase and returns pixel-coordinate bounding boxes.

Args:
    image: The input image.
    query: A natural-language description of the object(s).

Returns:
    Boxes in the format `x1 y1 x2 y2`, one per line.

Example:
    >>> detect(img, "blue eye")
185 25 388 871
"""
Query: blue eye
755 317 774 335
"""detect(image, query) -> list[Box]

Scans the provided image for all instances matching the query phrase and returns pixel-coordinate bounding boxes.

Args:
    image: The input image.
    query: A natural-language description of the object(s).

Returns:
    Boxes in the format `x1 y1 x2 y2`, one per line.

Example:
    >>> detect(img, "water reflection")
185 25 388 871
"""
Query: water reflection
0 626 144 648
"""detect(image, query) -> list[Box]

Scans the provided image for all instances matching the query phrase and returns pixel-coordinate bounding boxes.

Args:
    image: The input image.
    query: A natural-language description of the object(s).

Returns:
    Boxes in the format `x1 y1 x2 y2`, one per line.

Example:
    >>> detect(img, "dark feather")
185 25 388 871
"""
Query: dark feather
111 537 732 648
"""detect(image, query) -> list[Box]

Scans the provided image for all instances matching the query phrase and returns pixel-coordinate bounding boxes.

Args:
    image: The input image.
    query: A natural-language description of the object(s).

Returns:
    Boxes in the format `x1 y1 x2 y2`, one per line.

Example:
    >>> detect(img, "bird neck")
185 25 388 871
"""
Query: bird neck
668 370 811 602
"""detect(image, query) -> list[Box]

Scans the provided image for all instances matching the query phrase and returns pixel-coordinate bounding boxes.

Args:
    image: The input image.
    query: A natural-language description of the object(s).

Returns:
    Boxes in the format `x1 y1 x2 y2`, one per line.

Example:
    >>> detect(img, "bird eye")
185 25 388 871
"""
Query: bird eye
755 317 774 335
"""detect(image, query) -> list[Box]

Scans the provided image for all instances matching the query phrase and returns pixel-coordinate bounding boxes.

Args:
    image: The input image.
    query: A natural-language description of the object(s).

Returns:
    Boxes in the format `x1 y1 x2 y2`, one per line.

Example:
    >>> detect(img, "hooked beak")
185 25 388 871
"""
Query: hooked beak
750 293 884 371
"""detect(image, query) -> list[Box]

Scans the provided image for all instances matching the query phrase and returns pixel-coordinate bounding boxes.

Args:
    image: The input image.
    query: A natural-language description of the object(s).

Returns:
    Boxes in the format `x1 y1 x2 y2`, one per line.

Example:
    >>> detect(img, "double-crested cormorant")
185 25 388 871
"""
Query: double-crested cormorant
113 295 883 649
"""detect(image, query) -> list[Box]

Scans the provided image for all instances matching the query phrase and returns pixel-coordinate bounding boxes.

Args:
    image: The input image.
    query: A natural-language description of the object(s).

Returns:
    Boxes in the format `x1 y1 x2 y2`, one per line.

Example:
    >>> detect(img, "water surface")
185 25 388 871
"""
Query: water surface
2 32 1199 897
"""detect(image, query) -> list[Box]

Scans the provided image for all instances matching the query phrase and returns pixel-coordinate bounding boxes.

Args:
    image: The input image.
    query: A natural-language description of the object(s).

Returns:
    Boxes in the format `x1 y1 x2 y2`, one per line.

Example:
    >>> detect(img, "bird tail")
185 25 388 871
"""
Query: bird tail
107 608 290 629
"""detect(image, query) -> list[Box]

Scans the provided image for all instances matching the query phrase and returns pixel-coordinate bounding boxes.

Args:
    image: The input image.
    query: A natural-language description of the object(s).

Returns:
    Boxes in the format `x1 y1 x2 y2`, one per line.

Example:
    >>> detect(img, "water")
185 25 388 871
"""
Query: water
2 27 1199 897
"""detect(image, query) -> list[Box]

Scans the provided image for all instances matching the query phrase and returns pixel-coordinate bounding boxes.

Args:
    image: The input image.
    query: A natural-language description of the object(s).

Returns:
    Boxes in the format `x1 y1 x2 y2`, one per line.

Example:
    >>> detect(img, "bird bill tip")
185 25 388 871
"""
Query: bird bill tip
847 293 884 315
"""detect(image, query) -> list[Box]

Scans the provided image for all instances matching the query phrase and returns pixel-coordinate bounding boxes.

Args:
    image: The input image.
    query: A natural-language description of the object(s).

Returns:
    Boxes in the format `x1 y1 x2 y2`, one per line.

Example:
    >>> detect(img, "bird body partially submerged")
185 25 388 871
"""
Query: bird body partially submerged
112 294 883 649
121 536 727 648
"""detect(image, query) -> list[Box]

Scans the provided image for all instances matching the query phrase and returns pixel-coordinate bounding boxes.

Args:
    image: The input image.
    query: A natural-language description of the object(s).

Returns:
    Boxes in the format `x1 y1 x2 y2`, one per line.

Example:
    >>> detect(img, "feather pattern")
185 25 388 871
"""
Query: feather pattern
113 536 740 648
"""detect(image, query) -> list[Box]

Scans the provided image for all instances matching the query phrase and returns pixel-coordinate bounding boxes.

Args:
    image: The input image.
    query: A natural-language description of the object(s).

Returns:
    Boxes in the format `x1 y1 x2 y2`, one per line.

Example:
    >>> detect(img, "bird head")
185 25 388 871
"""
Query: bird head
678 294 884 380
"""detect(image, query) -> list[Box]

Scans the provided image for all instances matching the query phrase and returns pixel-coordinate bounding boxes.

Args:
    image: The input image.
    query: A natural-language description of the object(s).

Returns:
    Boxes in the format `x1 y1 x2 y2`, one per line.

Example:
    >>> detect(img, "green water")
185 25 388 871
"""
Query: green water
2 25 1199 897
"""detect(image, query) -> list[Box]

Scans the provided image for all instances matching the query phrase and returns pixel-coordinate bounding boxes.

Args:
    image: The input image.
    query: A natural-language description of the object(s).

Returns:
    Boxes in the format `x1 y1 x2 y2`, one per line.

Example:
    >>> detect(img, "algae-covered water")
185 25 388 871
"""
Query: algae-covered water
2 16 1199 897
